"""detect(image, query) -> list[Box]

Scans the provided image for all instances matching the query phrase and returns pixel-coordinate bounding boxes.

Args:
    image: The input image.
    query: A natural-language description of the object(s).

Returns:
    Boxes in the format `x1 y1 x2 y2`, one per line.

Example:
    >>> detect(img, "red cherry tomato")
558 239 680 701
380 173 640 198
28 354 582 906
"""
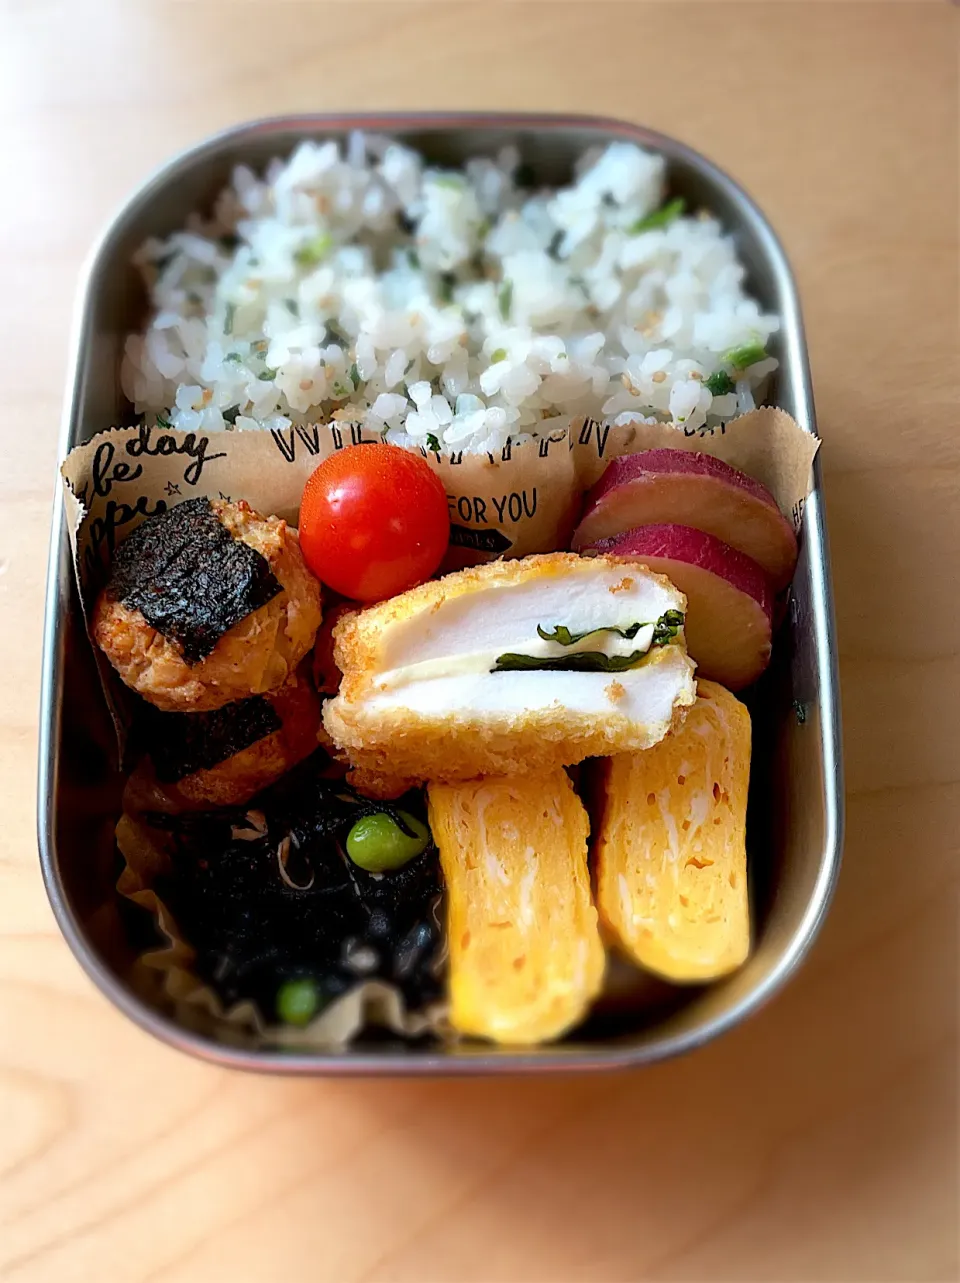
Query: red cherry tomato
298 444 450 601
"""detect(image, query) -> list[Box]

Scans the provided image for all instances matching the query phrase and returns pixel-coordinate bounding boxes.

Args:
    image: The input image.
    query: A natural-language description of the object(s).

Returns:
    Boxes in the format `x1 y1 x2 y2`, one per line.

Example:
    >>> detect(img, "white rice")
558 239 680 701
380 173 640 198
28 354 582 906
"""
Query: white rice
122 134 779 453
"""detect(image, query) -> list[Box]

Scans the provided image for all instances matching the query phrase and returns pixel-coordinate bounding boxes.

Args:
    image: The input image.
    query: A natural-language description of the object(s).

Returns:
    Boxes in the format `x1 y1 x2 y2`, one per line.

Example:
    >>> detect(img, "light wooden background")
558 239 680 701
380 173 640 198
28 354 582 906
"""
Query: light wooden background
1 3 957 1280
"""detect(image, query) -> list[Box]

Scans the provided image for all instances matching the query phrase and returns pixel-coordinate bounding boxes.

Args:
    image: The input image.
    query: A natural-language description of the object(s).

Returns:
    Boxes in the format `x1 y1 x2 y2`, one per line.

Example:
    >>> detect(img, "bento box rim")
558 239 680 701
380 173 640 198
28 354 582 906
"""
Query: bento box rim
38 111 844 1076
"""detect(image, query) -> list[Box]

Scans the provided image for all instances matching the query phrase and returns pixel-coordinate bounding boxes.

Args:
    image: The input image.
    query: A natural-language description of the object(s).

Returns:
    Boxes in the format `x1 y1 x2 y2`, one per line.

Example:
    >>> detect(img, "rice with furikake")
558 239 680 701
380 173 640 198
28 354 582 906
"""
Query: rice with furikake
122 134 779 454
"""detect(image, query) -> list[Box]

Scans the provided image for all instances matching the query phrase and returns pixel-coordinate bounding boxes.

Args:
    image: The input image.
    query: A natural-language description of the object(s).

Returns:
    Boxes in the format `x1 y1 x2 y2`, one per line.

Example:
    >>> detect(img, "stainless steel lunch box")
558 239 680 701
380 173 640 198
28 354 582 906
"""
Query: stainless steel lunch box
38 113 843 1073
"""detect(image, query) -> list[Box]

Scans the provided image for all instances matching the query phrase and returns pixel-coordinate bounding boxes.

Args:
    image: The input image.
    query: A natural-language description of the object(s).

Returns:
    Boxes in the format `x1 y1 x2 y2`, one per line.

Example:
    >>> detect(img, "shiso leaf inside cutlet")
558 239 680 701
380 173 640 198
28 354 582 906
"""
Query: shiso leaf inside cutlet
324 553 697 787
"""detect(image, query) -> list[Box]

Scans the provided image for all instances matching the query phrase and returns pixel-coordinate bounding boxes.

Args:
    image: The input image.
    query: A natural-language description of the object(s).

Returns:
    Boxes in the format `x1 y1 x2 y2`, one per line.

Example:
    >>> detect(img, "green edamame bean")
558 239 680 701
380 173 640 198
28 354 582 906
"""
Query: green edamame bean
346 811 430 873
275 977 321 1026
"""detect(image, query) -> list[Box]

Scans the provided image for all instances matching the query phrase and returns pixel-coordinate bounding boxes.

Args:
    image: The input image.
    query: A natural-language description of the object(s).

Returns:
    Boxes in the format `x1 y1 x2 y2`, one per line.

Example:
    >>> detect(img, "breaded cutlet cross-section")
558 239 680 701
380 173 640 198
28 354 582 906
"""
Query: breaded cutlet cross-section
323 552 696 795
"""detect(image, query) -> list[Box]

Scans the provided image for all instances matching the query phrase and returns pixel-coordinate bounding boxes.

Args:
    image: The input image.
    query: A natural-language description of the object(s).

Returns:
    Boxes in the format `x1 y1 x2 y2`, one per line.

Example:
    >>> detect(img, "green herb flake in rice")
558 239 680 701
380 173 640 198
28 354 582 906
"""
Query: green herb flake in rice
294 232 333 267
629 196 687 234
722 340 768 371
705 370 735 396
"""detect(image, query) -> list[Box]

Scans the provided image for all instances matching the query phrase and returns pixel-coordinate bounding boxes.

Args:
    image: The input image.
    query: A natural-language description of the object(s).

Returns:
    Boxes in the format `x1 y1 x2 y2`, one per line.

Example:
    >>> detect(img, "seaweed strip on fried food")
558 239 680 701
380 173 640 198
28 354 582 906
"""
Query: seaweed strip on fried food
106 497 283 663
144 695 283 783
126 672 324 809
150 754 445 1020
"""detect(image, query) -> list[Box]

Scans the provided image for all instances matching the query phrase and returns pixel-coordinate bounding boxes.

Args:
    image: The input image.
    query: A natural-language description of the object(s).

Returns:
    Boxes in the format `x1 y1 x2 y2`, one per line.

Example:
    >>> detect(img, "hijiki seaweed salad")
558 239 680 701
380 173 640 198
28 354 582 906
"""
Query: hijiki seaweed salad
145 762 444 1025
88 136 805 1048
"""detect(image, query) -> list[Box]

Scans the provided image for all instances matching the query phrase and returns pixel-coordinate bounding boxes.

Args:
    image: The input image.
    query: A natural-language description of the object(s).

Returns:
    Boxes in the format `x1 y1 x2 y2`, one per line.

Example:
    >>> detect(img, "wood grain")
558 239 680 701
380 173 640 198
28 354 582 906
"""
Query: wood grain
1 2 957 1280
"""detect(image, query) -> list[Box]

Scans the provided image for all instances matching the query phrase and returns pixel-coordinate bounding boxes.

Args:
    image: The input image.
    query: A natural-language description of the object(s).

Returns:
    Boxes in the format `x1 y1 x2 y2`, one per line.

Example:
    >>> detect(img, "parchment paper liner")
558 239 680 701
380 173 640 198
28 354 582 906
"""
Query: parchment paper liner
62 406 818 1049
62 407 817 599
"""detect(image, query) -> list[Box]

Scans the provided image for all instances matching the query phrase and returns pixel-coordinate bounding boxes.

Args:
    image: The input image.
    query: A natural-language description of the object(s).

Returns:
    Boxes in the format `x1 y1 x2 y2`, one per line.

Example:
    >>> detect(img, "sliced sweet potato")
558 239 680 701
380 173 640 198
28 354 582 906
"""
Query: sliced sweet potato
592 680 751 982
427 770 605 1044
572 449 798 590
586 524 774 690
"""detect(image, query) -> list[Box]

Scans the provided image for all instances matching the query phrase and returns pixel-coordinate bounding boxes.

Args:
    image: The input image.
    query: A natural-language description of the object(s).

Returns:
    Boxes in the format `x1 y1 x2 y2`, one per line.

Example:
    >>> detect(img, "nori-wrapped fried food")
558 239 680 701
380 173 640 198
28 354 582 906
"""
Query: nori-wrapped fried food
147 754 445 1022
126 671 323 809
93 498 322 713
148 695 282 781
104 496 283 663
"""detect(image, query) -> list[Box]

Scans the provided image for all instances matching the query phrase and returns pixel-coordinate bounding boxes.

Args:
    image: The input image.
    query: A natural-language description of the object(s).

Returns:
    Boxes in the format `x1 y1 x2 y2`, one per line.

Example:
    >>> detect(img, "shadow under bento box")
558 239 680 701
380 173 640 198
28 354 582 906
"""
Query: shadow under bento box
38 113 843 1074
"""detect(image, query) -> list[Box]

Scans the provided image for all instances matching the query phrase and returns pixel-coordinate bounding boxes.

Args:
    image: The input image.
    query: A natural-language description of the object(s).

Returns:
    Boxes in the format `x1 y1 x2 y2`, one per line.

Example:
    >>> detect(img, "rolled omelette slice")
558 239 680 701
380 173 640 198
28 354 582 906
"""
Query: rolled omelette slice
324 552 696 792
593 679 751 982
427 770 605 1045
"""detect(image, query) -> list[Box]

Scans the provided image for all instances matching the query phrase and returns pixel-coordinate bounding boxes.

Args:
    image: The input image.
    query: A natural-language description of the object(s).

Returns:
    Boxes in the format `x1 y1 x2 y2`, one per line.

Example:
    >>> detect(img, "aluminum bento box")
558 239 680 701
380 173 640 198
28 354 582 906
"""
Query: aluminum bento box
38 113 843 1074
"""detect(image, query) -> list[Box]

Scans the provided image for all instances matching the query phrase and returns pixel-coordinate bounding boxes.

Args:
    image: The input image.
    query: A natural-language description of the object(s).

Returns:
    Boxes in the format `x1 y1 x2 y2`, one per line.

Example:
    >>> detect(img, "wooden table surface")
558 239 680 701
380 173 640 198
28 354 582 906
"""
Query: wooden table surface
1 3 957 1280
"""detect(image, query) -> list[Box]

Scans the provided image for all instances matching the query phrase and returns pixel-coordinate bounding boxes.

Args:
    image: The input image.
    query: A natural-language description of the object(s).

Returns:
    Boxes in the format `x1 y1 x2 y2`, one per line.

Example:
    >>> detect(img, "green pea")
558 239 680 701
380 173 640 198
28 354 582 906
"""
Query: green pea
346 811 430 873
276 977 321 1027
